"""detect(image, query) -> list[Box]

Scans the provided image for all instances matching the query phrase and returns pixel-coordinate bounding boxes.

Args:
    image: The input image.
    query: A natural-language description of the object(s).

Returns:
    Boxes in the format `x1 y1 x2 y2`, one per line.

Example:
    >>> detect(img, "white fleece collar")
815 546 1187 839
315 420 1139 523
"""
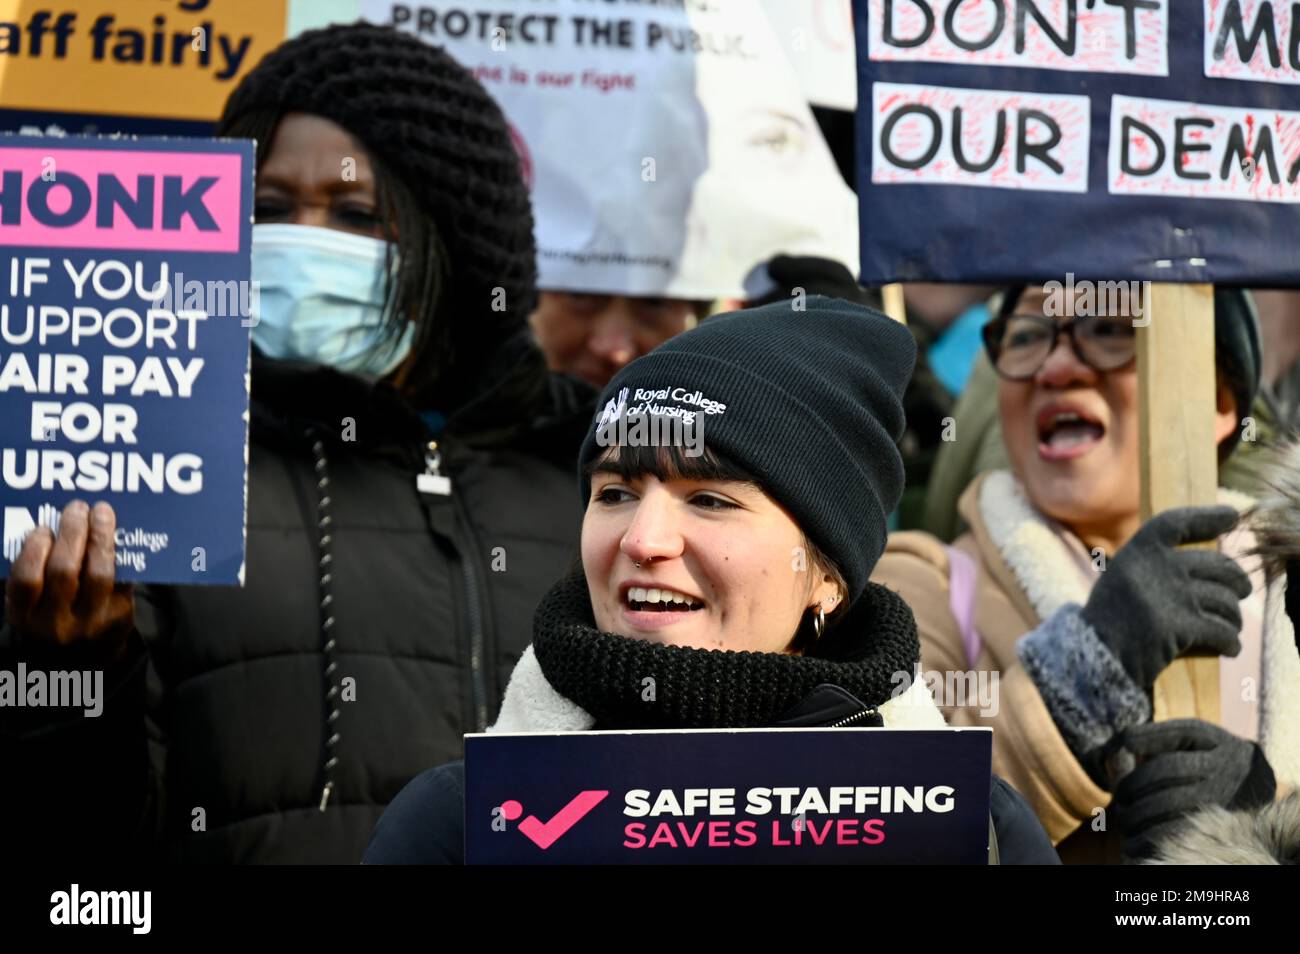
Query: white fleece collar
489 645 948 734
489 646 595 734
978 471 1091 620
978 471 1265 620
978 471 1300 788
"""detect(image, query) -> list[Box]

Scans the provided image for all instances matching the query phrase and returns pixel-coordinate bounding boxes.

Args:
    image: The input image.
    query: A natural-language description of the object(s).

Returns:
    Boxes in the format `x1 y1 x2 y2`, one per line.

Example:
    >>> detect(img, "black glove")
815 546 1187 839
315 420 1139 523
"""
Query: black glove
1112 719 1277 859
1080 506 1251 691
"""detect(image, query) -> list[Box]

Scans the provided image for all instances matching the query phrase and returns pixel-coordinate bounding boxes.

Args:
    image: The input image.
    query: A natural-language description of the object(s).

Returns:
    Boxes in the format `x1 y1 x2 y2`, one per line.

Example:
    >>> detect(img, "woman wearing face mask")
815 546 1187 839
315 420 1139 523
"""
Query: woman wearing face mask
0 24 593 863
364 296 1060 865
872 284 1300 862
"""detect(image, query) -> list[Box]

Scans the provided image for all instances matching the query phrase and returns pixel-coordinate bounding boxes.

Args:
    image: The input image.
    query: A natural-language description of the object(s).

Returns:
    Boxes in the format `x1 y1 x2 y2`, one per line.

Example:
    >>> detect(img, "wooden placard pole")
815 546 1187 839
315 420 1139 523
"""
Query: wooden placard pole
881 283 907 324
1136 282 1221 723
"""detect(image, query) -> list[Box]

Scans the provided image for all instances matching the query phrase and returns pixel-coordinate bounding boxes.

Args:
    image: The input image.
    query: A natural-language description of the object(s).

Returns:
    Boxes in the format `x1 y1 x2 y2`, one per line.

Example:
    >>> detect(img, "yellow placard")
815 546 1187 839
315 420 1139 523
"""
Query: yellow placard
0 0 288 122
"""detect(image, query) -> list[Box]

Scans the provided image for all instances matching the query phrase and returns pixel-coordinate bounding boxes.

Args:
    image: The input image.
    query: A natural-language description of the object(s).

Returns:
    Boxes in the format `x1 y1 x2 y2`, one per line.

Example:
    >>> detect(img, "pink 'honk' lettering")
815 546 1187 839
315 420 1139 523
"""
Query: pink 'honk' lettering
0 147 243 253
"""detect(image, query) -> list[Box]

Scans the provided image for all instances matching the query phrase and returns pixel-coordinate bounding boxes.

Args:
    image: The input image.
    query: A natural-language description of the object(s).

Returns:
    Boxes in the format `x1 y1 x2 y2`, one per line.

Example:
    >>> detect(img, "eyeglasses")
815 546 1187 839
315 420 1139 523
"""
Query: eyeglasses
981 314 1137 381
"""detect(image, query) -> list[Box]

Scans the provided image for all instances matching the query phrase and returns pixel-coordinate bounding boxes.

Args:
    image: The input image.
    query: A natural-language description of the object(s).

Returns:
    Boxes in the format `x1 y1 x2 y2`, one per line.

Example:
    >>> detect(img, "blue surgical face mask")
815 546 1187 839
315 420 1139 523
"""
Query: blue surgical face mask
250 224 415 377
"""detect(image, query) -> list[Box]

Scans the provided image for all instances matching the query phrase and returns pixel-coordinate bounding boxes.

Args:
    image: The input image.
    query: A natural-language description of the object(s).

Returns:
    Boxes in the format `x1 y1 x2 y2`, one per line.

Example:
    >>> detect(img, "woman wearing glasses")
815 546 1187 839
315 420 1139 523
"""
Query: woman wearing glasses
872 283 1300 863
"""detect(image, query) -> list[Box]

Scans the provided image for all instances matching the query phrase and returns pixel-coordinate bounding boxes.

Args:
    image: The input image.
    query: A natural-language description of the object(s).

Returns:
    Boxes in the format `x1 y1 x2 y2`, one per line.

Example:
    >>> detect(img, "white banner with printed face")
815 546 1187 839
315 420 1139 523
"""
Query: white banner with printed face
360 0 858 299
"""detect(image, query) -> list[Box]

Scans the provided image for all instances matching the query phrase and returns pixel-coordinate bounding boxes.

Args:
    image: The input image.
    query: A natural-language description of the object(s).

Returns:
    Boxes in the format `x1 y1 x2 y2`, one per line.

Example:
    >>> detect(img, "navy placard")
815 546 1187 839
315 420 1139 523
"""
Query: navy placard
854 0 1300 285
465 727 993 864
0 135 253 584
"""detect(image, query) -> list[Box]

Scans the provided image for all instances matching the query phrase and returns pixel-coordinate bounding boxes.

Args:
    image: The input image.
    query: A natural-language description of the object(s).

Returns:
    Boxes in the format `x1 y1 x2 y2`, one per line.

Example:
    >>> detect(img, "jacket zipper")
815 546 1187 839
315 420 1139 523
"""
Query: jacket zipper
827 707 879 728
458 547 489 733
419 440 490 733
444 451 493 733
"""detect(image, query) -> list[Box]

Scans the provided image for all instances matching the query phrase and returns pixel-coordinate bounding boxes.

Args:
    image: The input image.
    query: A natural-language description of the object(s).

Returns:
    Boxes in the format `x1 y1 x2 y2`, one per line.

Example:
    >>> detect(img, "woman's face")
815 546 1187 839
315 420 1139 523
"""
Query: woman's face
997 286 1143 543
581 459 840 653
253 112 386 238
995 287 1238 550
253 112 422 385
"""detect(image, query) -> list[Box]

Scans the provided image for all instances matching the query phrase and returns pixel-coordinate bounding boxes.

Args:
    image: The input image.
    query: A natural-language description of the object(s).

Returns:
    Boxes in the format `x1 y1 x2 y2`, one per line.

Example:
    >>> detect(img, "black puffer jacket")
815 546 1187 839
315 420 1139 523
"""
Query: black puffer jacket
0 334 594 863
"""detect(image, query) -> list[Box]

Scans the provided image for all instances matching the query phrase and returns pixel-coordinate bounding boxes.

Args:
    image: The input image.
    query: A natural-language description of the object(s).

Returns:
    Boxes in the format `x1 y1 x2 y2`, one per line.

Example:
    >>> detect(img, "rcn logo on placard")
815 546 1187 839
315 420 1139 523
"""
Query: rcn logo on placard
3 503 60 561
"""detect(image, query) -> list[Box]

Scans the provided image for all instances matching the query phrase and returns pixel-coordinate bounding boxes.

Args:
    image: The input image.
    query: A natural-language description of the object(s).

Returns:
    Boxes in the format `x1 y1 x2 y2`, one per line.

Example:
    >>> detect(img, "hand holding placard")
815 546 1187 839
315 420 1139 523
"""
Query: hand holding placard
5 500 133 657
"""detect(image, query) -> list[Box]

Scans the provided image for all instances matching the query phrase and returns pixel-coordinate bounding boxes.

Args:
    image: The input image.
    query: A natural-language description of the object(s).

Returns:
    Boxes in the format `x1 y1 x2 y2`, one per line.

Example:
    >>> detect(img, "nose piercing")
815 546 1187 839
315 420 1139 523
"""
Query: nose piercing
634 561 642 568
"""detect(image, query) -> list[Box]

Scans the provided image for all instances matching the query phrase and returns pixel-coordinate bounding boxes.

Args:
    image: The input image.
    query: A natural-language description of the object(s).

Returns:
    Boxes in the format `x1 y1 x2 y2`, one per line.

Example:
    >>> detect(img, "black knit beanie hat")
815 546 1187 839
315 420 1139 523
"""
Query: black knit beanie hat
1210 288 1263 448
996 284 1262 454
216 22 537 399
579 296 916 605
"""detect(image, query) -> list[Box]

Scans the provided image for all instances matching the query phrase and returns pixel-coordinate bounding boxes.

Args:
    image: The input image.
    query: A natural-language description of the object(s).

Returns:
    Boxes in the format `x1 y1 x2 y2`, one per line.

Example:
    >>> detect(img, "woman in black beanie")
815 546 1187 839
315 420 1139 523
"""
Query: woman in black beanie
1 23 593 863
366 296 1058 864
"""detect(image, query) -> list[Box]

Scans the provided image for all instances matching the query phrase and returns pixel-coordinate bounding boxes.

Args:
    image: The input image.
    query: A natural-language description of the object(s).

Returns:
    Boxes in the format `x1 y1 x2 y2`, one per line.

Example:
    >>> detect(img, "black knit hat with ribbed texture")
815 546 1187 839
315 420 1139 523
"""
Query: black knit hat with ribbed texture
579 296 916 605
217 22 537 390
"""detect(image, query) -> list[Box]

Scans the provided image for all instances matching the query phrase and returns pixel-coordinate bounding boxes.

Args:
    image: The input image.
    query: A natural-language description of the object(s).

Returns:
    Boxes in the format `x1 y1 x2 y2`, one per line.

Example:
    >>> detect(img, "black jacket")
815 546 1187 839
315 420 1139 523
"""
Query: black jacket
0 335 594 863
364 684 1061 865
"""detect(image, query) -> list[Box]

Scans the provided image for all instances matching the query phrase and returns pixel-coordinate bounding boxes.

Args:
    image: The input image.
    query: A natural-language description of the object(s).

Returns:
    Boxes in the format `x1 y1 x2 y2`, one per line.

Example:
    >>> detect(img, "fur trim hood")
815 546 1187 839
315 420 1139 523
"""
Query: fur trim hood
1145 793 1300 865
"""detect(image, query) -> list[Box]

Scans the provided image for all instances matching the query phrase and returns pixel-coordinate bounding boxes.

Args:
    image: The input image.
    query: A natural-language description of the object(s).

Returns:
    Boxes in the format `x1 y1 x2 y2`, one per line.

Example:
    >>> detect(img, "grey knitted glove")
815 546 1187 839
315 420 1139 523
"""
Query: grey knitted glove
1080 506 1251 691
1112 719 1277 859
1017 606 1150 789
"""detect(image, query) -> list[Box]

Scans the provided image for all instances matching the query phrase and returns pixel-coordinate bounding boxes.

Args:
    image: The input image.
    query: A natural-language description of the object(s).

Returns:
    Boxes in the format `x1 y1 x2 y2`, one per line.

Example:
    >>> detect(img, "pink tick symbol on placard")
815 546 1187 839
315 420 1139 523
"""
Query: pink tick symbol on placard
499 791 609 850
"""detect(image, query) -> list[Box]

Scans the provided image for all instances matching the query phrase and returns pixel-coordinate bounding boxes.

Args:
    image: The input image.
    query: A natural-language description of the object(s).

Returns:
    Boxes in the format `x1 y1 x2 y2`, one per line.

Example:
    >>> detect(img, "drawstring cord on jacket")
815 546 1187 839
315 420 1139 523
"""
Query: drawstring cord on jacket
308 432 343 811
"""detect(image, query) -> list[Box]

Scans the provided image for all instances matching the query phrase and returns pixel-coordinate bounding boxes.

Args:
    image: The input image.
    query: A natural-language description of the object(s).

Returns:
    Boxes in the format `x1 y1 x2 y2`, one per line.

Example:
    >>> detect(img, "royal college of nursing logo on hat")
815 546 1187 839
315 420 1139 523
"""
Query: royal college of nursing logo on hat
592 385 726 458
596 387 630 433
593 385 728 434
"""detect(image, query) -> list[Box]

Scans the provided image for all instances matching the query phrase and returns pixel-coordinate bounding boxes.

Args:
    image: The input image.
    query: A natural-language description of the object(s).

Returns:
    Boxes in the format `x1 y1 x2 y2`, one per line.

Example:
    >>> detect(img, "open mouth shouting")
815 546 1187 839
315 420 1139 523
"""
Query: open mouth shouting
1036 402 1106 462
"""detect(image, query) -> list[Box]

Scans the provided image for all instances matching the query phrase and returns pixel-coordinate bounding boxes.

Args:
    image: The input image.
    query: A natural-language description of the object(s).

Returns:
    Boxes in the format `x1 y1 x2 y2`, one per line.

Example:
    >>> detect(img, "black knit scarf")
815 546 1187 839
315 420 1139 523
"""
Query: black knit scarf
530 571 922 729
